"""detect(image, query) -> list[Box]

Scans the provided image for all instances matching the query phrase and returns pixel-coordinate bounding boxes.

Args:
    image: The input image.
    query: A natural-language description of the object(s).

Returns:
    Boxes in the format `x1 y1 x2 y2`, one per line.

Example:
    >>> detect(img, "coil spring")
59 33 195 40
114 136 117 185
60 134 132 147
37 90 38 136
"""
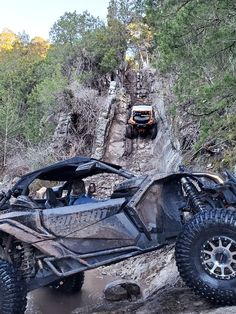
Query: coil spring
21 243 35 280
13 243 35 281
181 177 207 213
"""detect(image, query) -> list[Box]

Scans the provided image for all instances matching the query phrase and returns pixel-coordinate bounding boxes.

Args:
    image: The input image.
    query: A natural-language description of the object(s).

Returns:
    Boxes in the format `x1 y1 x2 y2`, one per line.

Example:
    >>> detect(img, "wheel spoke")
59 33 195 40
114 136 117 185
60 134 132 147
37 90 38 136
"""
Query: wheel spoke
218 238 223 248
202 257 214 264
225 241 232 250
228 265 235 274
202 249 213 255
209 264 218 274
219 265 225 276
208 241 217 250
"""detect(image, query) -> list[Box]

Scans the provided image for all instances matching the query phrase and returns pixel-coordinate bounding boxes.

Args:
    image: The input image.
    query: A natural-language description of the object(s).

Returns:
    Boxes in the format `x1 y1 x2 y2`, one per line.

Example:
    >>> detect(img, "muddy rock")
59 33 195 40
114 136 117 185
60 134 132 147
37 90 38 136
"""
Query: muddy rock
104 280 141 301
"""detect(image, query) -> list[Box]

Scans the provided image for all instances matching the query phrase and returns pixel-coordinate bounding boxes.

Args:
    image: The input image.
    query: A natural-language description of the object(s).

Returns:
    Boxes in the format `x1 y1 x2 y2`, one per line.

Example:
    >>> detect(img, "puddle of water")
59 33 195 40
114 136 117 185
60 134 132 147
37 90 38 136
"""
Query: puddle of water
27 269 114 314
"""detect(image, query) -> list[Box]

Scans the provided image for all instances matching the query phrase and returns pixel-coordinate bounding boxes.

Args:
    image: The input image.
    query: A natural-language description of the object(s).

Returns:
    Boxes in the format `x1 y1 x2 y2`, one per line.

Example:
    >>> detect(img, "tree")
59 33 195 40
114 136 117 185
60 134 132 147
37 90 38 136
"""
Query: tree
107 0 144 25
25 71 67 143
17 31 30 46
0 28 19 52
0 30 61 152
29 37 50 58
49 11 104 45
107 0 148 69
0 78 23 166
127 21 153 67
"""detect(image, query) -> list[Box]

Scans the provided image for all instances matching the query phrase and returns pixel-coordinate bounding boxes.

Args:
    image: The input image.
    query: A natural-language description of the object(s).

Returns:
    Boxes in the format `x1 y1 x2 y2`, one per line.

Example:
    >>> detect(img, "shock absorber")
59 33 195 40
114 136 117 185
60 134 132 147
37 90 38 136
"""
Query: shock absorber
181 177 207 213
13 243 35 282
21 243 35 281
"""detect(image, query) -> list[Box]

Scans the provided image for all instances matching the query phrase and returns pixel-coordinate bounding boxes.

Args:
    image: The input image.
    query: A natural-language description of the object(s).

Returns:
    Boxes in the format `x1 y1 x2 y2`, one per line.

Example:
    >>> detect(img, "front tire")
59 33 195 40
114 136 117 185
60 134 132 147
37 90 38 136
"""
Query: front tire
175 209 236 305
125 125 133 139
125 125 138 139
0 259 27 314
49 272 85 293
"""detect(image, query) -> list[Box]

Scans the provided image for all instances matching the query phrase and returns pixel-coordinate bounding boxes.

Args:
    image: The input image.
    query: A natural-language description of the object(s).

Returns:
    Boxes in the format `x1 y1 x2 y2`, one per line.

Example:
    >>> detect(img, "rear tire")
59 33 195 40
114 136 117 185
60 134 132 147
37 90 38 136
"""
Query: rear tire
175 209 236 305
150 123 158 139
0 259 27 314
49 272 85 293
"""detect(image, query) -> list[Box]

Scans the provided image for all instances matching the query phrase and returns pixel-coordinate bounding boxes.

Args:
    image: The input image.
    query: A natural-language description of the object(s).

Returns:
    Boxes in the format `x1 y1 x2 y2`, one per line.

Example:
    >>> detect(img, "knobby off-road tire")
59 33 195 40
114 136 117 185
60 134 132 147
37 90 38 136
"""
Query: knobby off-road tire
125 125 138 139
125 125 133 139
176 208 236 305
150 123 158 140
49 272 85 293
0 259 27 314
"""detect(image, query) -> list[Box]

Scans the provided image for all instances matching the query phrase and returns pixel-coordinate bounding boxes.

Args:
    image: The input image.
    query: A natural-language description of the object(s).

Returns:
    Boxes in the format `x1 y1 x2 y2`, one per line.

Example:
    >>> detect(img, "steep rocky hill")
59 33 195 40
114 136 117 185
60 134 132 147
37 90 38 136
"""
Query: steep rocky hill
93 68 181 173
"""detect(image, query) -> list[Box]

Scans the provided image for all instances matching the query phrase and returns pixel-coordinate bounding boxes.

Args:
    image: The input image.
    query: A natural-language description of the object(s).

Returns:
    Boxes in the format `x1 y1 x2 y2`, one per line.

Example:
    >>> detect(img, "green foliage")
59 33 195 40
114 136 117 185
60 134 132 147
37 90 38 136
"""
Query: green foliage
48 6 129 85
0 90 23 166
25 72 67 143
49 10 104 45
107 0 145 25
0 30 68 165
145 0 236 158
100 48 119 73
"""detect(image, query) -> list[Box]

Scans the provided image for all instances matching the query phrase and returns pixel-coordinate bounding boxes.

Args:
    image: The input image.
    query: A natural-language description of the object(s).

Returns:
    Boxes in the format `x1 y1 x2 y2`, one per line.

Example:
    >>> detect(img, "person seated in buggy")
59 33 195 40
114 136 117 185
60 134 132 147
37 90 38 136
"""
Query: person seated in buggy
87 182 96 197
69 179 99 205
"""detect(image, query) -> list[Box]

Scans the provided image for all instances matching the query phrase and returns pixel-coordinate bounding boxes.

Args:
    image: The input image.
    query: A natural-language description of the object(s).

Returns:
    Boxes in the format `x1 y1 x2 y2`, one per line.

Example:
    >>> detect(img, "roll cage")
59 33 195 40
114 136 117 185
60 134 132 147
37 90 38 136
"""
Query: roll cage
0 157 135 209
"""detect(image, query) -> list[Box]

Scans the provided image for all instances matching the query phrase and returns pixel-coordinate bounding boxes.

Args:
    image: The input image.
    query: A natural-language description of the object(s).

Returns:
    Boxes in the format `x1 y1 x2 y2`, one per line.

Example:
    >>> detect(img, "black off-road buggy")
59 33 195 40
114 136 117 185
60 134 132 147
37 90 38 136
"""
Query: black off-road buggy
0 156 236 313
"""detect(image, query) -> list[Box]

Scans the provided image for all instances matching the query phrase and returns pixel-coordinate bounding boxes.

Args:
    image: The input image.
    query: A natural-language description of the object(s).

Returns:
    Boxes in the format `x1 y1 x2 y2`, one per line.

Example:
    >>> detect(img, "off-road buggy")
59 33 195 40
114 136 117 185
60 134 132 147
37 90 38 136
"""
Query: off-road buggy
0 156 236 313
125 103 157 139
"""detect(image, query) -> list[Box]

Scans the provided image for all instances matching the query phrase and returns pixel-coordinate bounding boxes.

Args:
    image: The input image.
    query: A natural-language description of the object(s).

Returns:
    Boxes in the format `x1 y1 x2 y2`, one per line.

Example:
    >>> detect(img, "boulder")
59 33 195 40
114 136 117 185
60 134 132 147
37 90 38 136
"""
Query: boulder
104 280 141 301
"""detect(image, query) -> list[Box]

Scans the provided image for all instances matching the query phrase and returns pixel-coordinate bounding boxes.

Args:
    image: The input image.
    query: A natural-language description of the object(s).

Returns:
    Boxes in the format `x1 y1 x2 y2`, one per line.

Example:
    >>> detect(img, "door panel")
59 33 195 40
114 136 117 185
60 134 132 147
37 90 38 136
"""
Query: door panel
42 198 126 237
58 212 140 253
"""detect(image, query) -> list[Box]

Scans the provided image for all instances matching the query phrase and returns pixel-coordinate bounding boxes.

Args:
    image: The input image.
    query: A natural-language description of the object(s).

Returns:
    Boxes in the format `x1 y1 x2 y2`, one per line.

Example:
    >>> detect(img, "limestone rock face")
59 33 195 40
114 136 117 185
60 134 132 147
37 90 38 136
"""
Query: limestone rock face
92 95 116 160
102 91 130 164
50 112 71 149
104 280 141 301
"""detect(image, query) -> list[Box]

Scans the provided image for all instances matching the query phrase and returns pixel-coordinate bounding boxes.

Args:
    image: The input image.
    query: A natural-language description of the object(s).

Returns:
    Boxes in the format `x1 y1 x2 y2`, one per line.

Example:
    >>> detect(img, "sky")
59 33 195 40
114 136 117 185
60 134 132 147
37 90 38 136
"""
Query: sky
0 0 110 40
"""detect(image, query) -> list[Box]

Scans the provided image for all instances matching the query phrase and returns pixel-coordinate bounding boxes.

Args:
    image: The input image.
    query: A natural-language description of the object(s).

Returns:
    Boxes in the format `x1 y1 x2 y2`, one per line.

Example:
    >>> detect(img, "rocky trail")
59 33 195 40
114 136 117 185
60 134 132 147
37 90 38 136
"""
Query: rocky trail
93 68 181 174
